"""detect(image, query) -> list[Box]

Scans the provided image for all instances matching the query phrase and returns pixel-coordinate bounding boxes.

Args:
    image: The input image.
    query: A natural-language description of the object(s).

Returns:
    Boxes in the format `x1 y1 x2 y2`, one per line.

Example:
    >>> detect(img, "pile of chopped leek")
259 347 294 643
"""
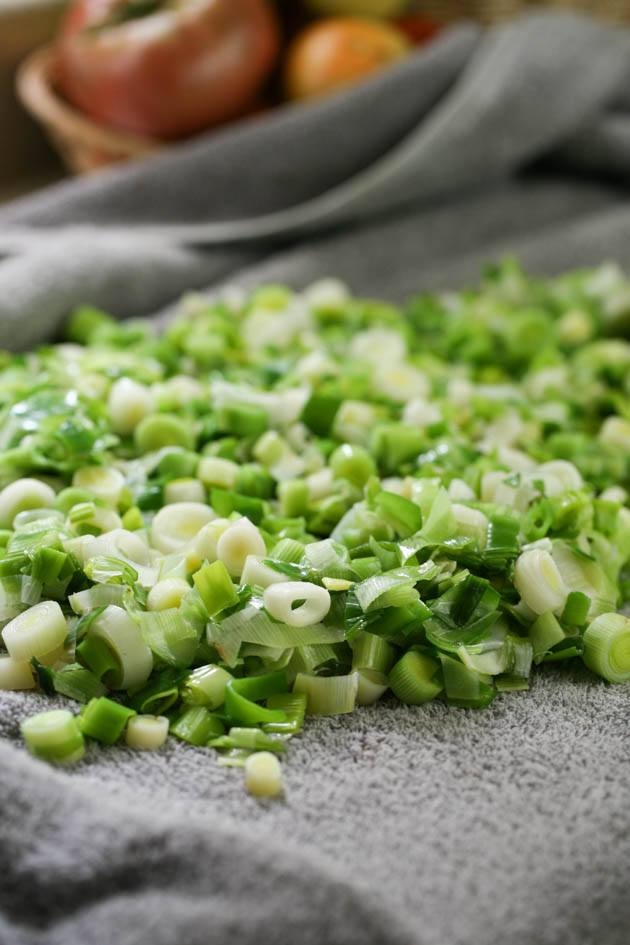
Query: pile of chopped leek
1 259 630 792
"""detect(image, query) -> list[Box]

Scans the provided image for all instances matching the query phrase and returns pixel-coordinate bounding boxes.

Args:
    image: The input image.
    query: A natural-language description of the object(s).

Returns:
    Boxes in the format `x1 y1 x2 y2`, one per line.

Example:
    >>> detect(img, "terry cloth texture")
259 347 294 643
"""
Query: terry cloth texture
0 11 629 945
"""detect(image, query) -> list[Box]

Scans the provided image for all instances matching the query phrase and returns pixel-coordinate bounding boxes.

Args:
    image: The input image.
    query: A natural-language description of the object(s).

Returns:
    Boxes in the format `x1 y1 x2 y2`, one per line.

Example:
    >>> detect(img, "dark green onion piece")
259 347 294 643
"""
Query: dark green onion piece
128 667 189 714
561 591 590 626
438 653 496 709
224 671 289 725
32 659 106 704
210 488 267 525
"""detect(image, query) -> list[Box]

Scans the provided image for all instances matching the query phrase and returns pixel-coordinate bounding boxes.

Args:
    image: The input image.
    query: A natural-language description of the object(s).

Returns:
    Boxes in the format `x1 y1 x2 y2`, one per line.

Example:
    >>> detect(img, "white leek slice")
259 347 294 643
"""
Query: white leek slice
216 519 266 578
513 549 568 616
0 479 56 529
0 655 35 690
72 466 126 507
125 714 169 750
2 601 67 661
90 605 153 689
263 581 331 628
151 502 216 554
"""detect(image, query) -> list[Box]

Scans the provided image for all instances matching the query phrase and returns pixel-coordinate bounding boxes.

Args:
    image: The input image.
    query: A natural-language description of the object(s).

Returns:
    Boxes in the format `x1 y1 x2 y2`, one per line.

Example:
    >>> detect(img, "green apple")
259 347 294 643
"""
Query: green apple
304 0 409 18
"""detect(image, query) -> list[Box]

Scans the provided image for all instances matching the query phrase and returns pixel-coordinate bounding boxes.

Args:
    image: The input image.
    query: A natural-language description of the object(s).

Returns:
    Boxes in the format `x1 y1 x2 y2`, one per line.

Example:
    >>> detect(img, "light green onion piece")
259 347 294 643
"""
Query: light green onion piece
583 613 630 684
389 651 442 705
263 691 308 734
170 706 225 745
193 559 238 617
351 631 395 675
529 611 566 664
181 664 232 709
21 709 85 764
210 727 287 753
79 697 136 745
293 672 359 715
356 669 389 705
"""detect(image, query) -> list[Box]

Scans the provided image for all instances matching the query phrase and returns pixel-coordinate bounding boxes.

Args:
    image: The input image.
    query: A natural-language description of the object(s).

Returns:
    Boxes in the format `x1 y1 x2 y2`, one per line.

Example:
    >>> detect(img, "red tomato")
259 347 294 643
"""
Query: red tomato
284 17 410 101
56 0 280 139
395 15 442 46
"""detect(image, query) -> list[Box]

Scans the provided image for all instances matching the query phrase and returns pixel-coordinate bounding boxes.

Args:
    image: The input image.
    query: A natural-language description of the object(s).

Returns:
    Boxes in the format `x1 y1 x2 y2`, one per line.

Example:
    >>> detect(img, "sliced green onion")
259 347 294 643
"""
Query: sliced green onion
0 655 35 691
210 727 287 753
529 611 566 663
438 653 496 709
356 669 389 705
79 697 136 745
354 569 419 613
583 613 630 683
263 692 308 734
127 667 189 714
495 674 529 692
21 709 85 764
278 480 309 518
293 672 359 715
210 488 267 526
350 631 395 674
33 660 106 703
135 605 202 669
193 560 238 617
125 714 169 750
244 750 283 798
181 664 232 709
210 601 344 667
389 650 442 705
82 604 153 688
2 600 68 661
224 671 289 725
561 590 591 626
135 413 195 452
374 491 422 538
270 538 306 564
170 706 225 745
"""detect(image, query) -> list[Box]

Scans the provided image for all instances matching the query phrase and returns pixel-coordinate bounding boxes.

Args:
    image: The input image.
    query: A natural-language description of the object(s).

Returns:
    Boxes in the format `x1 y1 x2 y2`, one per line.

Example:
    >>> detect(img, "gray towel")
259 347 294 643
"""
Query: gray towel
1 12 630 945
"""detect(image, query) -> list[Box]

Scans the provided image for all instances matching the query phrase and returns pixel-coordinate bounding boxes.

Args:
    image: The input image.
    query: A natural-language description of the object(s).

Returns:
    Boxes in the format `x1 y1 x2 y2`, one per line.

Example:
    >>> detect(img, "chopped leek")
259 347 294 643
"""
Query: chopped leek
583 613 630 683
6 261 630 790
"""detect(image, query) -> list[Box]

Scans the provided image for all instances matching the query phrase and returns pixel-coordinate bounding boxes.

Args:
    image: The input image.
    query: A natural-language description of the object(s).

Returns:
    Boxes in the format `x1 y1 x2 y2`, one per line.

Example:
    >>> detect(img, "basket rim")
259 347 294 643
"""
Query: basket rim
15 45 162 155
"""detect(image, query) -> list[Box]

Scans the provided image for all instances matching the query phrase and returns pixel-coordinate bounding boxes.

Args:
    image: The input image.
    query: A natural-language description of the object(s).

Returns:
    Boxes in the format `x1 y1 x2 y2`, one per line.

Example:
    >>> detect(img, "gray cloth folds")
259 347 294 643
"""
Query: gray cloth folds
1 11 630 945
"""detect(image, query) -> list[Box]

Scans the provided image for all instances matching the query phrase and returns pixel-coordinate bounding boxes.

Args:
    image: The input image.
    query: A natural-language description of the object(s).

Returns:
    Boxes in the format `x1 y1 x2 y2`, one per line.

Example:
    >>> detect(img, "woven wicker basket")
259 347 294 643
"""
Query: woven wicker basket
16 45 161 174
415 1 630 24
16 3 630 174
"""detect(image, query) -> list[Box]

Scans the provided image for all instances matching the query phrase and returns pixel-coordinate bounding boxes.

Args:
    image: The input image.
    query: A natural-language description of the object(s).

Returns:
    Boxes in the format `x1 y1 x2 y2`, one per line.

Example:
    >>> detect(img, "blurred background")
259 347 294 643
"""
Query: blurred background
0 0 628 204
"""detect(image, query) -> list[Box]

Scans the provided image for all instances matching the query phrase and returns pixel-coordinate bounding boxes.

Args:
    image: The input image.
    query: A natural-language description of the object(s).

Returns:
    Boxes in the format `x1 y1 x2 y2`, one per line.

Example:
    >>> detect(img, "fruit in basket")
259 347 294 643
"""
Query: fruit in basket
304 0 409 16
56 0 280 139
395 14 442 45
284 17 410 101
